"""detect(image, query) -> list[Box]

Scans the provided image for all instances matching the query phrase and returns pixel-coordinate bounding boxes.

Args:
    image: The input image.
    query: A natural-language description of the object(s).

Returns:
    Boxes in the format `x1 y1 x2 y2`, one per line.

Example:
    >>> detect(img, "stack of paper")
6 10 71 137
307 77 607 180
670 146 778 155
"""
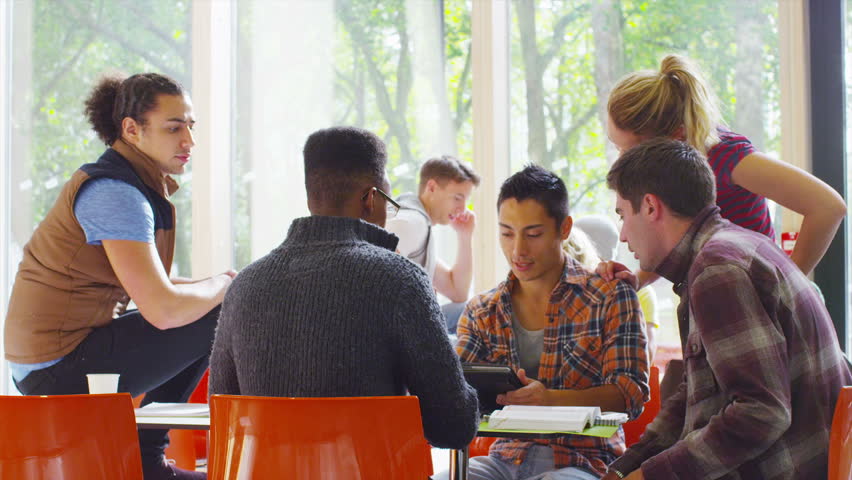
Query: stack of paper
134 402 210 417
487 405 625 432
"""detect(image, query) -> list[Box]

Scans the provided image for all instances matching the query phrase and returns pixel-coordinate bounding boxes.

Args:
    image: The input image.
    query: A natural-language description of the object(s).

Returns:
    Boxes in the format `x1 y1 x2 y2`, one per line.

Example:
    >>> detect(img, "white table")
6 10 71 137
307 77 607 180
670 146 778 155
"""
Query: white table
135 414 210 430
134 403 210 430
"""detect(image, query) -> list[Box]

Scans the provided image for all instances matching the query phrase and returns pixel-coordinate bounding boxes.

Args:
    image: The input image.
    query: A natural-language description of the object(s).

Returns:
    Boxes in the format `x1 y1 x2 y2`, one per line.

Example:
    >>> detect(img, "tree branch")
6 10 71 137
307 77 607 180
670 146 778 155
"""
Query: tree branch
56 0 185 82
541 5 588 70
570 177 607 209
453 42 472 132
116 0 189 60
33 0 109 118
549 104 597 161
394 10 413 123
337 0 413 162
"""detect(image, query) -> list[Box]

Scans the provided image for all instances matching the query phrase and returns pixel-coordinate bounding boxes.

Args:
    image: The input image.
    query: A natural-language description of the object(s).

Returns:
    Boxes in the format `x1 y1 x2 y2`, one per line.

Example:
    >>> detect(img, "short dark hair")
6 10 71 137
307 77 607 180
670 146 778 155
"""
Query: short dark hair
607 138 715 217
303 126 387 208
84 72 185 145
418 155 481 193
498 165 569 227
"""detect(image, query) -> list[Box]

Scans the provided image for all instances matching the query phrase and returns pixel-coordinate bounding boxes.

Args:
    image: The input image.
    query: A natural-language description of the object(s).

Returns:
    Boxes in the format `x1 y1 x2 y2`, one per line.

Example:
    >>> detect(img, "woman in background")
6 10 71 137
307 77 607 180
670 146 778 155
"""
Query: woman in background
600 54 845 288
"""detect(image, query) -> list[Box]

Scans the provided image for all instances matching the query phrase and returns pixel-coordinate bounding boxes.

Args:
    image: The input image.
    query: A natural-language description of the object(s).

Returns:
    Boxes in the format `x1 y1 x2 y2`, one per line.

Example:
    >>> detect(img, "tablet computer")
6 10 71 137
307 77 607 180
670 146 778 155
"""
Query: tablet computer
462 363 524 413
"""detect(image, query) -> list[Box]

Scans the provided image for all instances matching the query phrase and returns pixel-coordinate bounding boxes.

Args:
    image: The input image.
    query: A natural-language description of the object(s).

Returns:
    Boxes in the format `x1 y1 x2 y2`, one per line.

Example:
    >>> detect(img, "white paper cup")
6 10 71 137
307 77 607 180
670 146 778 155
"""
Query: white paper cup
86 373 120 394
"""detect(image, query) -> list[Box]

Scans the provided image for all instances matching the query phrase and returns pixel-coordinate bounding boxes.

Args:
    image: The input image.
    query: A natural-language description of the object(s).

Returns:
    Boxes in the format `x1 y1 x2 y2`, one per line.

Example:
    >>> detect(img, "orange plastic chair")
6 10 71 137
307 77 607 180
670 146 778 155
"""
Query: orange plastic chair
469 436 496 457
829 386 852 480
208 395 433 479
623 365 661 446
0 393 143 479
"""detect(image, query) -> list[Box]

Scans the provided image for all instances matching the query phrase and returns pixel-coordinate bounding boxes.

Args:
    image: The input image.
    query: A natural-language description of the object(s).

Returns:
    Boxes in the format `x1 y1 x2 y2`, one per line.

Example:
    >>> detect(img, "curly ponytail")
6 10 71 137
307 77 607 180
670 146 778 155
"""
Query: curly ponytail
83 72 185 146
84 74 124 145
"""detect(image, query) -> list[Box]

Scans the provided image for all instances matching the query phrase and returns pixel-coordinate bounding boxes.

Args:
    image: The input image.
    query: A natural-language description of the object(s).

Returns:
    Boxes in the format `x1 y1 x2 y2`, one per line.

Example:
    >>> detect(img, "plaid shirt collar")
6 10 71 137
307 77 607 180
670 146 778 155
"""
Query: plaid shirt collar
655 205 722 289
494 255 593 317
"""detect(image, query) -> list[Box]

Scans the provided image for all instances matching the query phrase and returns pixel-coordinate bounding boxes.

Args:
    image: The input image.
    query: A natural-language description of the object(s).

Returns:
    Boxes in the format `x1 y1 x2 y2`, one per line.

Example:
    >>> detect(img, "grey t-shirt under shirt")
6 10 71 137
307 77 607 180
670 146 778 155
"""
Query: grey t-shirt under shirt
512 313 544 380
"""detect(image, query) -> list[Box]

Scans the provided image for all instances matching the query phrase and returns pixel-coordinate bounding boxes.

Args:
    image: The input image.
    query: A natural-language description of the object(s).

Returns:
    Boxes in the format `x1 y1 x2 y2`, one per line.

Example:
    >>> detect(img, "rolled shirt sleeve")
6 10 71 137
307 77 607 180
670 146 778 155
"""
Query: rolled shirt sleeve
601 280 650 420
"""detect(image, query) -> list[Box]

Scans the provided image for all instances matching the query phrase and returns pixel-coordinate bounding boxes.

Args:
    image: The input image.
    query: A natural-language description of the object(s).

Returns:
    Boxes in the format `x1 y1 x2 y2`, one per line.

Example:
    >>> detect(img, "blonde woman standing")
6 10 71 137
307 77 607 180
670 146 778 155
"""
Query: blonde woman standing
600 54 845 287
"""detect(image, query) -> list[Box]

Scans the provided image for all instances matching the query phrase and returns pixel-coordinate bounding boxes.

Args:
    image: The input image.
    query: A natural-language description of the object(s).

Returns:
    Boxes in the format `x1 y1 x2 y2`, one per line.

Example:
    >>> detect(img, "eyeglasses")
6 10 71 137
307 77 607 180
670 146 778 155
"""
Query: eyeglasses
362 187 401 219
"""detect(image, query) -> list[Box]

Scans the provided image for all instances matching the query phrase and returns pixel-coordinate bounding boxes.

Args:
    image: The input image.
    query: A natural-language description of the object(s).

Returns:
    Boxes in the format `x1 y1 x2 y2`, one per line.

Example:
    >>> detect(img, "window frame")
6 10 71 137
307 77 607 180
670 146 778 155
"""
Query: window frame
809 0 849 353
1 0 11 395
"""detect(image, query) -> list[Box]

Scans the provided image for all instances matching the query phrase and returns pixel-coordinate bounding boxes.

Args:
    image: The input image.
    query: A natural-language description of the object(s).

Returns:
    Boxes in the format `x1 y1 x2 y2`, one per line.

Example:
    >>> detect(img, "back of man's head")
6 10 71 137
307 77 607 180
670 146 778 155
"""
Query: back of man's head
418 155 481 193
303 126 387 211
497 164 569 227
607 138 715 218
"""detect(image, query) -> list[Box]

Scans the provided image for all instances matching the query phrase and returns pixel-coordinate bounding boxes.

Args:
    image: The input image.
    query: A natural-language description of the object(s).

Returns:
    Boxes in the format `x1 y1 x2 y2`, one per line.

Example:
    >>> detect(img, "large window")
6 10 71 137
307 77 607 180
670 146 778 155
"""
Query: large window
6 0 194 276
508 0 780 354
232 0 472 269
0 1 818 393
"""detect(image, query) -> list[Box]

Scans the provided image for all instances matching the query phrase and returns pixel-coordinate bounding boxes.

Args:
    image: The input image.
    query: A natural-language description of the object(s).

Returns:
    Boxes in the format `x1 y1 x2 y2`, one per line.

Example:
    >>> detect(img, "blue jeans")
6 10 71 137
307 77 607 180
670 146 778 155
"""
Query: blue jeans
433 445 600 480
441 302 467 334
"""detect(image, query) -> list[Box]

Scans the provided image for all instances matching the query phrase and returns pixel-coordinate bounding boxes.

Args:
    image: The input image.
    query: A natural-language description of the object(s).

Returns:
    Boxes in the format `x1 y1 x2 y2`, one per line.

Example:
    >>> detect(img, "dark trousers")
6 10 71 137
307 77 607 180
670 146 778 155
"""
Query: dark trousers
14 306 219 465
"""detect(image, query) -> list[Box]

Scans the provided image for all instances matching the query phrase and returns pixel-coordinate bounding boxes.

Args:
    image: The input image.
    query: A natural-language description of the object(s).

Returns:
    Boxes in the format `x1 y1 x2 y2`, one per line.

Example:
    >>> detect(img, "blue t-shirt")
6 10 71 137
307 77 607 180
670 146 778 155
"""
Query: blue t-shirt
8 178 154 382
74 177 155 244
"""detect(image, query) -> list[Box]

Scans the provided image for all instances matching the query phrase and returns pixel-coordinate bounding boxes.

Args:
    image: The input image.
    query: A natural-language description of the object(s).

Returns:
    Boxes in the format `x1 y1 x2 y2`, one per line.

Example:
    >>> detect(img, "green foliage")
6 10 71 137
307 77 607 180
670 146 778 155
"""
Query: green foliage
508 0 779 216
27 0 780 276
332 0 472 195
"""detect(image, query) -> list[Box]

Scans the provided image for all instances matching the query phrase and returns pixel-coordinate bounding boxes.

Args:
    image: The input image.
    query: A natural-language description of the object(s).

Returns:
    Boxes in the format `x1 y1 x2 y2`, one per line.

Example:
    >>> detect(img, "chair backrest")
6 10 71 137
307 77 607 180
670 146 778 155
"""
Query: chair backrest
829 386 852 480
622 365 661 447
208 395 433 480
0 393 143 480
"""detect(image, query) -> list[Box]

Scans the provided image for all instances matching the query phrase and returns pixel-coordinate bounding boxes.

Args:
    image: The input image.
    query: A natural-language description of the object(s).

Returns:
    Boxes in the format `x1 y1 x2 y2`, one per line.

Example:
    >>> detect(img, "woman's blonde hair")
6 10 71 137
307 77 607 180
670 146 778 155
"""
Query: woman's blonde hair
563 227 601 271
608 54 722 153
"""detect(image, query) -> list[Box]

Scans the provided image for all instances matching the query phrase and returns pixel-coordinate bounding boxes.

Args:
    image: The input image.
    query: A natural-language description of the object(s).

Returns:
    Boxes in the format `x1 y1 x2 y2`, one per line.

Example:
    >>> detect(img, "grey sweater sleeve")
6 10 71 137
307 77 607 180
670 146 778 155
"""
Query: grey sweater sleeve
209 295 240 397
389 272 480 449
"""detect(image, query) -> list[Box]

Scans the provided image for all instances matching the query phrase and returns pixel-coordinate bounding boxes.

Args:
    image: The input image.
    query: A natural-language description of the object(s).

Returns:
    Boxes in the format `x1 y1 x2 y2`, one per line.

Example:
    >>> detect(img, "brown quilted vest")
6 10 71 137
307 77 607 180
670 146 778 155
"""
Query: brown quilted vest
4 139 179 363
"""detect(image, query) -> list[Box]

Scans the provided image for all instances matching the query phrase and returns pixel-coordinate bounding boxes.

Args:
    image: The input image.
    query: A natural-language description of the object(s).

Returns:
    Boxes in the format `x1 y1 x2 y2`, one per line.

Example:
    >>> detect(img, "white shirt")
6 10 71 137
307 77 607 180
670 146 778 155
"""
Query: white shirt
385 193 437 279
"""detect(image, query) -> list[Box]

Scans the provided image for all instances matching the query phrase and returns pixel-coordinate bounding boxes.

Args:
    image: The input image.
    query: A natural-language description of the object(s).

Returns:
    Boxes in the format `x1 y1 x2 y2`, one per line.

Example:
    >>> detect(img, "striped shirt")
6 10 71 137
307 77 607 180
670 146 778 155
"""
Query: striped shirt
707 128 775 239
610 206 852 480
456 257 649 476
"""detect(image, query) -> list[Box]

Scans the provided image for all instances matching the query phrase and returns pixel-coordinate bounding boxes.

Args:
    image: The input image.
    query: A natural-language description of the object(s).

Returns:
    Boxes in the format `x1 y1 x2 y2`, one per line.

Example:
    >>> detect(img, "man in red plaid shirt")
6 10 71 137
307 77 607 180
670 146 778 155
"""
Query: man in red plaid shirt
601 139 852 480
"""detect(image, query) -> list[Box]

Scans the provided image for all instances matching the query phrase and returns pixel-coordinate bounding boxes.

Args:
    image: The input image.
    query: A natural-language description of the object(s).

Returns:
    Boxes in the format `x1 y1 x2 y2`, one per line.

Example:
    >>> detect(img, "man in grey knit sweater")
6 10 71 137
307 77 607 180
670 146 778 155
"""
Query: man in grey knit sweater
209 126 479 449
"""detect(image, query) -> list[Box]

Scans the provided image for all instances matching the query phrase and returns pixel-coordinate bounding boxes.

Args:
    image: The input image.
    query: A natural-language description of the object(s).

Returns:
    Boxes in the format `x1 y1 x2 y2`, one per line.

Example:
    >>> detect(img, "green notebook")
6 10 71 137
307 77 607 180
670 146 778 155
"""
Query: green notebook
478 420 619 439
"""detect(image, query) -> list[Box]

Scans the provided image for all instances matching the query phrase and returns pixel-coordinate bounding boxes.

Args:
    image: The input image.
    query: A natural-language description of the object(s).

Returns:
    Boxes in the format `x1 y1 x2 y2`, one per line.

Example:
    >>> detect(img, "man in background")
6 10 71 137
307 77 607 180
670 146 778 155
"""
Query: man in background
386 155 480 333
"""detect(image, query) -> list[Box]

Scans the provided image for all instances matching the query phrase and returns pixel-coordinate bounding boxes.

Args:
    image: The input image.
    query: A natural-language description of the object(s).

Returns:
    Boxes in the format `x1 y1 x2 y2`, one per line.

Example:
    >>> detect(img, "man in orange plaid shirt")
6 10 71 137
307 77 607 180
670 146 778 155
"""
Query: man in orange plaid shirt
442 165 649 480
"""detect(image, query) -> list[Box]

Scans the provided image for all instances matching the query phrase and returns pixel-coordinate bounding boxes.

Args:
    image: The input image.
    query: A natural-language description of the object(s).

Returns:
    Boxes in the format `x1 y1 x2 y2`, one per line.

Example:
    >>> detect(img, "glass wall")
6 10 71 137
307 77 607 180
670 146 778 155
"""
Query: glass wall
0 0 809 391
232 0 473 269
507 0 780 356
7 0 194 276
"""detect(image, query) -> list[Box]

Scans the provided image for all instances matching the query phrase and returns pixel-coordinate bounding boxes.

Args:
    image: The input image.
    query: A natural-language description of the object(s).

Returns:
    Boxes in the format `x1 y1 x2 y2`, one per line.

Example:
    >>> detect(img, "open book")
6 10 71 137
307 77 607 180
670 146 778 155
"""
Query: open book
486 405 628 432
134 402 210 417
